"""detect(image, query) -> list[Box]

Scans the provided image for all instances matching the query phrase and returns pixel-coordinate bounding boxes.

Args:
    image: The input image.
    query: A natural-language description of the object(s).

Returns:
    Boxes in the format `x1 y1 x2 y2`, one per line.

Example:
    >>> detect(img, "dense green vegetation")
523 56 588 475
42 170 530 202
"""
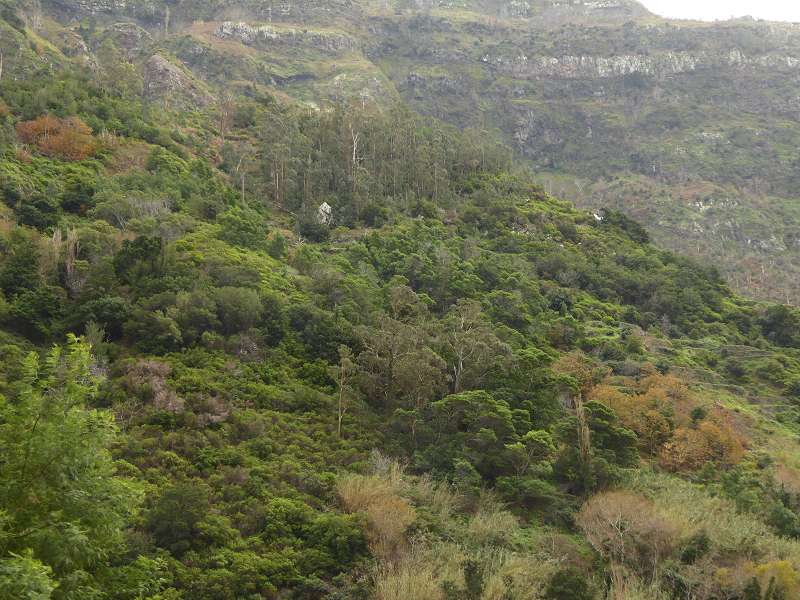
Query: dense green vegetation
2 2 800 599
369 8 800 304
13 0 800 304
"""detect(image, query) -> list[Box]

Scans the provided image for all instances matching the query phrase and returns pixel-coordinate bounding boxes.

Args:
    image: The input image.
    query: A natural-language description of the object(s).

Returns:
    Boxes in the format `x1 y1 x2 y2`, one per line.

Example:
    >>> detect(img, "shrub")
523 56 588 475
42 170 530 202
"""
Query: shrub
544 567 594 600
680 530 711 564
466 506 519 547
214 287 263 335
217 206 269 249
266 232 288 258
659 418 744 472
306 513 368 572
0 552 56 600
577 491 678 576
374 561 443 600
124 308 182 354
786 377 800 399
147 482 210 556
298 218 330 243
16 115 96 161
337 472 415 561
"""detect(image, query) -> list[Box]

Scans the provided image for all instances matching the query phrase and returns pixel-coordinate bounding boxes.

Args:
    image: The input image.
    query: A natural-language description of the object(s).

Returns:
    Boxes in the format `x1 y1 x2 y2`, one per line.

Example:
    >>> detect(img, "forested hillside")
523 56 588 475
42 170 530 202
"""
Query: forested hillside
24 0 800 304
2 1 800 599
10 0 800 304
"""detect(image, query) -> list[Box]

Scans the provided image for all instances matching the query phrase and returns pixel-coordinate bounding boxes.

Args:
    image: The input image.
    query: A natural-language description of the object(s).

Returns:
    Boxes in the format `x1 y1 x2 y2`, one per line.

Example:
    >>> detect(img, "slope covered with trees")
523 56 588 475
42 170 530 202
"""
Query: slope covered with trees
24 0 800 304
2 1 800 599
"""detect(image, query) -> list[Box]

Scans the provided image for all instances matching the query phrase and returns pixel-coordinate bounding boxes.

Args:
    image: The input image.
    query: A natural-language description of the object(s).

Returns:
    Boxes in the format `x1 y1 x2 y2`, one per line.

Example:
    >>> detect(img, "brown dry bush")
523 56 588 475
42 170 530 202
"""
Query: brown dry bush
638 373 689 403
775 464 800 496
657 427 710 472
577 490 679 580
16 114 96 161
552 351 610 393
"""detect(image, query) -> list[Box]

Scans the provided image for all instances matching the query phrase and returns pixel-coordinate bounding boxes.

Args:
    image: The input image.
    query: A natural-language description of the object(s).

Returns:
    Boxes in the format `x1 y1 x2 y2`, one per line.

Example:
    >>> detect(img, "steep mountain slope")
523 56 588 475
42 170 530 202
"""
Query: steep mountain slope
3 2 800 599
29 0 800 304
368 6 800 303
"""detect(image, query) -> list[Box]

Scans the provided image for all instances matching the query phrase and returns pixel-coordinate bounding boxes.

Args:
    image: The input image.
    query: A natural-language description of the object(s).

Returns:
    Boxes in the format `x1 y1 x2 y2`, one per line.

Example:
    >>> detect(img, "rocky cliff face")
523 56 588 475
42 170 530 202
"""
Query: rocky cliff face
214 21 357 54
431 0 649 21
43 0 362 26
100 22 152 58
485 49 800 79
143 54 215 106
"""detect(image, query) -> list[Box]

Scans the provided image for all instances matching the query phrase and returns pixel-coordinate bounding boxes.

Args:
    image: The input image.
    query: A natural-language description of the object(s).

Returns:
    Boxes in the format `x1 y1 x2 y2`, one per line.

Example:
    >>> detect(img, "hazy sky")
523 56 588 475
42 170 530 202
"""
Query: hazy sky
639 0 800 22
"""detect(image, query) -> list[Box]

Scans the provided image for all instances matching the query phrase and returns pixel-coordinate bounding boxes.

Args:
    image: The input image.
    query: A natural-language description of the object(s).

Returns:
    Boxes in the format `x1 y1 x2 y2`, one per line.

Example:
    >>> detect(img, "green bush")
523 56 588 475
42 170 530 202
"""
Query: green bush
544 567 594 600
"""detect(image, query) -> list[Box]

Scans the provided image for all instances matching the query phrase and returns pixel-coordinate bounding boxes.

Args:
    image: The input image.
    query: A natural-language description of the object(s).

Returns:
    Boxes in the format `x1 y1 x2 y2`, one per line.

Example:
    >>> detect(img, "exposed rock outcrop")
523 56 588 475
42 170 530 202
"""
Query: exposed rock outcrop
100 22 152 59
50 28 98 68
485 50 800 79
215 21 358 54
143 54 214 107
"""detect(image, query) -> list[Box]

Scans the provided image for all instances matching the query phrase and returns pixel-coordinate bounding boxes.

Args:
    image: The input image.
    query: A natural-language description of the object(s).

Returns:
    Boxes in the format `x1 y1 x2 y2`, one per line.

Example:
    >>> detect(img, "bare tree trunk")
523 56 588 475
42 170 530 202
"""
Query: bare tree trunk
337 363 346 438
575 392 591 468
235 155 247 203
350 123 360 195
336 349 356 438
452 357 463 394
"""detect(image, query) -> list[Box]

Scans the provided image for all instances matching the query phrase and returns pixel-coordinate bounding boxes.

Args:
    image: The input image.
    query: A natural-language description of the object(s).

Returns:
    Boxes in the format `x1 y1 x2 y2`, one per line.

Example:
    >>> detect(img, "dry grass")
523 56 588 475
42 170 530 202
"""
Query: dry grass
377 543 558 600
481 551 559 600
374 546 446 600
337 472 401 514
775 463 800 496
406 472 463 523
608 577 671 600
337 466 415 561
365 495 416 561
375 565 443 600
628 470 800 567
369 449 406 484
467 507 519 547
344 454 561 598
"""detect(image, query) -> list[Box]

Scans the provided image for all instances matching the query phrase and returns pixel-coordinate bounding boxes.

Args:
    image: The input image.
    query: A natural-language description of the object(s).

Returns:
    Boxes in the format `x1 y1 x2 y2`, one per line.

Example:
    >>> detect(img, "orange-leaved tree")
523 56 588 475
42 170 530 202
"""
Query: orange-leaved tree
16 115 96 161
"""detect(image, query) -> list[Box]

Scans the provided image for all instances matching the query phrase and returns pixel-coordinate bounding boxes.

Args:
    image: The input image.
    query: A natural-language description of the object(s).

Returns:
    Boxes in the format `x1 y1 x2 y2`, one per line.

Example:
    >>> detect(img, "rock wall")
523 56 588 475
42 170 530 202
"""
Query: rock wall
143 54 215 106
215 21 358 53
485 49 800 79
